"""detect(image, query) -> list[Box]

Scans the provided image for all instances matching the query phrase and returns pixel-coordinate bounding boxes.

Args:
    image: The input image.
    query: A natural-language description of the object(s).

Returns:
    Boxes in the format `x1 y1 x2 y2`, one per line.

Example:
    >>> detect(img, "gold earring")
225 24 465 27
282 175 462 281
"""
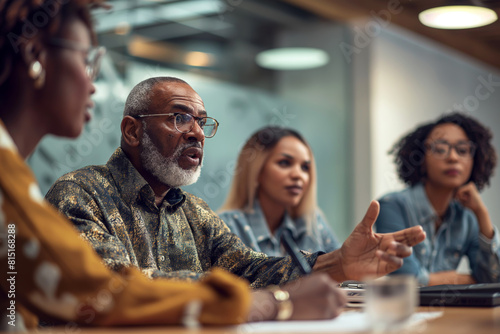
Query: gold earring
29 60 42 78
29 60 45 89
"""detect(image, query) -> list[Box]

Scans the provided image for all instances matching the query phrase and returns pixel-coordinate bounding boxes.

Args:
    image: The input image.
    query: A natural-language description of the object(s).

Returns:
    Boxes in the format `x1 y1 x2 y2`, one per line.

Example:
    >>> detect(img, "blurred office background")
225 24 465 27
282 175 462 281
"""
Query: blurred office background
28 0 500 241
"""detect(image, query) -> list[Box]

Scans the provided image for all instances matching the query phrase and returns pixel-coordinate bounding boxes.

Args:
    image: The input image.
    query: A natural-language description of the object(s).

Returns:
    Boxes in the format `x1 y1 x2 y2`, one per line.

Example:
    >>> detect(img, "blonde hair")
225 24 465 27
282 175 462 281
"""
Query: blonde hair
220 126 318 220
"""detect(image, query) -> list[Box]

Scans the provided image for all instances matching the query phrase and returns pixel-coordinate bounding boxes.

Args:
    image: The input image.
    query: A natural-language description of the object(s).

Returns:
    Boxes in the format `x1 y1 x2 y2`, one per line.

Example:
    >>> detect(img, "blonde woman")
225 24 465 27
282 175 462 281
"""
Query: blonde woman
219 126 340 256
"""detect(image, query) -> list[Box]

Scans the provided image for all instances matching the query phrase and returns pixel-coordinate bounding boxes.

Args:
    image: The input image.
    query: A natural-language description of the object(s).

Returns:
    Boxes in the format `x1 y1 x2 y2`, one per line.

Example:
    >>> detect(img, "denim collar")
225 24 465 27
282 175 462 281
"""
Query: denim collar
409 183 438 227
247 199 303 243
409 182 457 240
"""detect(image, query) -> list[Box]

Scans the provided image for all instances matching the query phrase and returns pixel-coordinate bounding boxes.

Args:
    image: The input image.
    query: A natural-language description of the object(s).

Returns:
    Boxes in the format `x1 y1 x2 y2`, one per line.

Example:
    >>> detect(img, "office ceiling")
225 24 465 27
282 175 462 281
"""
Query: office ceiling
94 0 500 78
94 0 321 87
283 0 500 71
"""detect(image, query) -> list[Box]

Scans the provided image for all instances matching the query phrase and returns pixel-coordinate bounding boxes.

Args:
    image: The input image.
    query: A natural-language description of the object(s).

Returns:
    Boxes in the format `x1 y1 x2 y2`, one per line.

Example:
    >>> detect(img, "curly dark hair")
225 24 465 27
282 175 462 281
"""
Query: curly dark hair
391 112 497 191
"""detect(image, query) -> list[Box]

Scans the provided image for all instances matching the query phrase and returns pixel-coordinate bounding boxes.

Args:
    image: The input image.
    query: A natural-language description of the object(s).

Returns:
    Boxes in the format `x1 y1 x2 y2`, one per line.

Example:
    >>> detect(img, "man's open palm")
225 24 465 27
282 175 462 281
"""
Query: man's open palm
339 201 426 281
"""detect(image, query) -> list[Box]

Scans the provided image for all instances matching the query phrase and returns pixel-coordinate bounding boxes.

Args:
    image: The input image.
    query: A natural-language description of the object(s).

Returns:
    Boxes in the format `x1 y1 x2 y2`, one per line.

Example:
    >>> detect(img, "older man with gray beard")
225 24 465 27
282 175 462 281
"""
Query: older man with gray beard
46 77 425 309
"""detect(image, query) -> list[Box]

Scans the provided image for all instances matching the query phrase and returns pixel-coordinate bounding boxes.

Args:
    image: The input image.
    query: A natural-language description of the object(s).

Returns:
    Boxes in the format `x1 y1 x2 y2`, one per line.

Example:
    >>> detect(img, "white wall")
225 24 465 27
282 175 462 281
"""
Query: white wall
353 24 500 232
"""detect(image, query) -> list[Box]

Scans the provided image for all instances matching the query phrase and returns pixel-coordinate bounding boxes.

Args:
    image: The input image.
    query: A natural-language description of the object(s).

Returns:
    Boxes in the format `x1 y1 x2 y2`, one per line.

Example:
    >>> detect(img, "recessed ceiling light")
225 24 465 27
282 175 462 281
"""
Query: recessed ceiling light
255 47 329 70
114 22 131 35
419 5 498 29
183 51 216 67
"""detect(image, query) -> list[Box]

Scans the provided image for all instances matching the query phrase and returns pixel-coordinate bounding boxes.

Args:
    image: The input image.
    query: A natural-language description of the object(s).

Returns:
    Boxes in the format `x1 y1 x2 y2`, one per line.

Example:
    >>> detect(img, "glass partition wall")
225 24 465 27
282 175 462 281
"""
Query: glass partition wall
28 0 354 240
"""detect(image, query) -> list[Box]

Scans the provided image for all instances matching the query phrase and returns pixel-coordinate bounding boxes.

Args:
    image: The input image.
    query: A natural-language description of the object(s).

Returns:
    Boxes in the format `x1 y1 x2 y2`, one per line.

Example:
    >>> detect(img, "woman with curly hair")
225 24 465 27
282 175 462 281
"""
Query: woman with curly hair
375 112 499 286
0 0 353 329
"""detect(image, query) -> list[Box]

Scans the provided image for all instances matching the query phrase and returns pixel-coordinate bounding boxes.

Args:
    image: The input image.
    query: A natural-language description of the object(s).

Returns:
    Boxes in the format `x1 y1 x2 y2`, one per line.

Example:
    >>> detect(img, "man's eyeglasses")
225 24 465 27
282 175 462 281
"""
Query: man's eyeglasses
426 140 476 160
133 113 219 138
48 38 106 81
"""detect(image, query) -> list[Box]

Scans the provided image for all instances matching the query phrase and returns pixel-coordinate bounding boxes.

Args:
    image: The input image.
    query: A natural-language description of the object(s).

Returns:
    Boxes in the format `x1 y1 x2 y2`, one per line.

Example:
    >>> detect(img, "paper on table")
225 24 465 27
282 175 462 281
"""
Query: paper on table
237 311 443 333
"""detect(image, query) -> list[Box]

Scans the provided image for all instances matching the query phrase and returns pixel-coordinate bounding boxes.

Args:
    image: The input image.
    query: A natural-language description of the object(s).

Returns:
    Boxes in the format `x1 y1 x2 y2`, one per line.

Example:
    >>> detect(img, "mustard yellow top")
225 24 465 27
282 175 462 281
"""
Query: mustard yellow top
0 120 250 329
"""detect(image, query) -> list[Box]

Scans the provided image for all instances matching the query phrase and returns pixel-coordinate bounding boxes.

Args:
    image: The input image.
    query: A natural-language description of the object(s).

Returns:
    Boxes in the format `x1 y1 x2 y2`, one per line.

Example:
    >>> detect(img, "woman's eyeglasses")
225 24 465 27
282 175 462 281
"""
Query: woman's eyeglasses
426 140 476 160
48 38 106 81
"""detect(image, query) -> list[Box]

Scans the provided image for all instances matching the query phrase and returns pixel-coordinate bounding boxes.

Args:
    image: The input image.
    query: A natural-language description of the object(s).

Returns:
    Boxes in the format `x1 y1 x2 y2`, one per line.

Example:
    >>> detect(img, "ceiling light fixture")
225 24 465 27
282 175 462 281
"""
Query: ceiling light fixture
183 51 216 67
255 47 329 70
419 4 498 29
114 22 131 35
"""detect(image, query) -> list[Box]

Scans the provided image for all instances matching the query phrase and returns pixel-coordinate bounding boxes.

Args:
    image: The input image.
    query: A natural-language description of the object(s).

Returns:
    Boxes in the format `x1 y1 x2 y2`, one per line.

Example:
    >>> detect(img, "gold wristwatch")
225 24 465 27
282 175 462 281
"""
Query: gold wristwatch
268 285 293 321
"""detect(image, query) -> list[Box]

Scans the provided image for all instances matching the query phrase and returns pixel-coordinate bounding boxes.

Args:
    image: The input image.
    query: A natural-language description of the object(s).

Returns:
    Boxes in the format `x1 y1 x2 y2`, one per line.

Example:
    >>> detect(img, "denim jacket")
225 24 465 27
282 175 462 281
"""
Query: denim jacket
219 200 340 257
375 183 500 285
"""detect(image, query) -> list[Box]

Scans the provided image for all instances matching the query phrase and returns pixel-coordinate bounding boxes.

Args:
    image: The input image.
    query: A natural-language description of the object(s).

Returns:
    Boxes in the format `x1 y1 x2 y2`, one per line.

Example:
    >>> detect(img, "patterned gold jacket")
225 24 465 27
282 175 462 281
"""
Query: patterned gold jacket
45 148 318 288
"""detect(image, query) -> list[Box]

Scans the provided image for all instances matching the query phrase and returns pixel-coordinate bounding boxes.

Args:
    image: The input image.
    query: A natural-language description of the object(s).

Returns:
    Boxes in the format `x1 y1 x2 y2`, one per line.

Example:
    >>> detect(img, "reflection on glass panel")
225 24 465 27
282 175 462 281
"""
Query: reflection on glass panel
28 0 353 240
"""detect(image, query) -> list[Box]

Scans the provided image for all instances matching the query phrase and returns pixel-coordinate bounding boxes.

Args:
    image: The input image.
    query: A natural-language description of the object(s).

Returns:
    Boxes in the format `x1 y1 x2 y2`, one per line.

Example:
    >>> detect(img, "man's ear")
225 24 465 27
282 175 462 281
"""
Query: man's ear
121 116 142 147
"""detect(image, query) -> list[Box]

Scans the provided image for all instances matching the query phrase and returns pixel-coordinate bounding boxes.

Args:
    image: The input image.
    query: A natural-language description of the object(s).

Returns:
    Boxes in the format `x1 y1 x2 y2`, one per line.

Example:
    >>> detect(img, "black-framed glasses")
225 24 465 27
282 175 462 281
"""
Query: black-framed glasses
134 113 219 138
426 140 476 160
48 38 106 81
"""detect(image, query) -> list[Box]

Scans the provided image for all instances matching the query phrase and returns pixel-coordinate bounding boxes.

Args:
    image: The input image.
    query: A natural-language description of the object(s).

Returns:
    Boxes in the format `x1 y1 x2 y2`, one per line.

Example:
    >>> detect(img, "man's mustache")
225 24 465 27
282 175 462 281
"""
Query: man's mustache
182 142 202 149
174 142 203 158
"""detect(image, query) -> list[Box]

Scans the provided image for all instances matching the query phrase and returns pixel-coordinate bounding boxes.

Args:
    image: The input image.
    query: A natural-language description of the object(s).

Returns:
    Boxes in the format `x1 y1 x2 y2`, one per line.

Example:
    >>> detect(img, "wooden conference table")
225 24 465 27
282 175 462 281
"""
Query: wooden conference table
31 306 499 334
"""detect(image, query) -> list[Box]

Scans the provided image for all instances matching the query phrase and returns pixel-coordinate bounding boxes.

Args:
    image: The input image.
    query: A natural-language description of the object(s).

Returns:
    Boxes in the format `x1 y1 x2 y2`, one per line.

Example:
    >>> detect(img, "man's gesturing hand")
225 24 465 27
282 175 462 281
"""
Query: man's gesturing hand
313 200 426 282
